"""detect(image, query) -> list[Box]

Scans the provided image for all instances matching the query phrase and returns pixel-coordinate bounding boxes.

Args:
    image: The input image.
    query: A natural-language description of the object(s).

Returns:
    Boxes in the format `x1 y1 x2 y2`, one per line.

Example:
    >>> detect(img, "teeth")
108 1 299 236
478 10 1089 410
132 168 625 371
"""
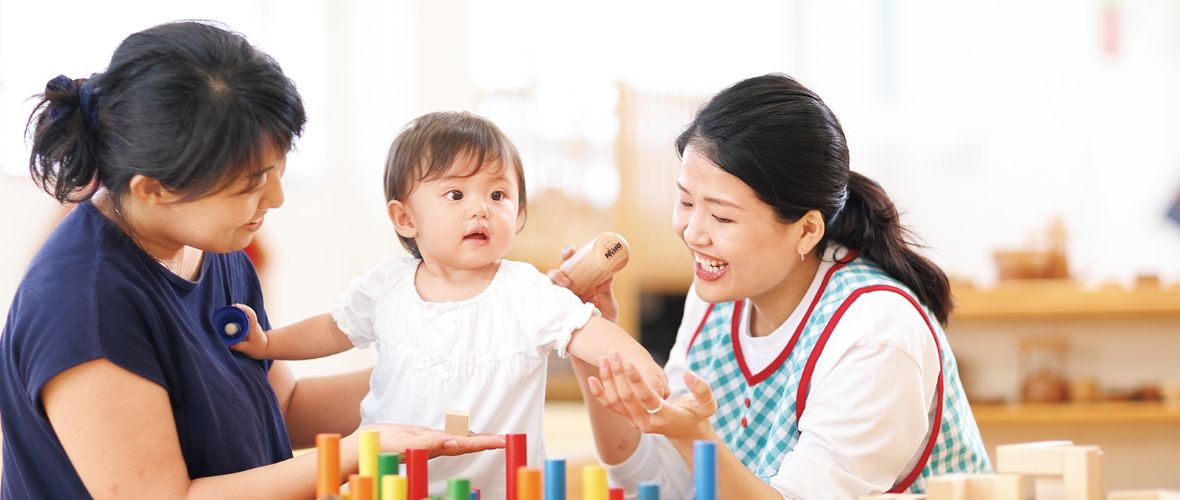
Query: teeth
694 254 728 273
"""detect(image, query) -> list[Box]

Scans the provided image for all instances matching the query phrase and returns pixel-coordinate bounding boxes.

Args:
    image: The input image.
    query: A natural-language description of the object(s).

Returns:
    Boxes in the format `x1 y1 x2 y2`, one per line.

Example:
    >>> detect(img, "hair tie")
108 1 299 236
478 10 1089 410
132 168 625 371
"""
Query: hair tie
45 75 77 123
829 186 850 224
43 75 99 128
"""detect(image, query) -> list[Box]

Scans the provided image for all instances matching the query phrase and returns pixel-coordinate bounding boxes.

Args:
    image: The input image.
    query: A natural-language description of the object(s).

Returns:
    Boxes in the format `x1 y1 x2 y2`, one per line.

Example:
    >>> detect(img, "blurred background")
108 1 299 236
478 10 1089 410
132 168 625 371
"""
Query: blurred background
2 0 1180 491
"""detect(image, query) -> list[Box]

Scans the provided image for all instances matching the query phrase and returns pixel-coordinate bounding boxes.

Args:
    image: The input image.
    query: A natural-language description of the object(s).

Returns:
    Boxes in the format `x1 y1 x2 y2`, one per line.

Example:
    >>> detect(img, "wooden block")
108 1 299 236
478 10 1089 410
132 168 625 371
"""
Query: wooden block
996 440 1075 475
444 410 469 436
316 433 342 498
1109 491 1180 500
1064 446 1103 500
928 475 969 500
559 232 630 297
927 474 1023 500
996 441 1102 500
973 474 1023 500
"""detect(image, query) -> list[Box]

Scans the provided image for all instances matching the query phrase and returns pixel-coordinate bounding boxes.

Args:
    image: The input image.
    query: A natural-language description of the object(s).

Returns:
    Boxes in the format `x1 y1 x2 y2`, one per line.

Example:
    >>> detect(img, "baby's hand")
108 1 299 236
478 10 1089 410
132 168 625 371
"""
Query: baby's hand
227 304 269 359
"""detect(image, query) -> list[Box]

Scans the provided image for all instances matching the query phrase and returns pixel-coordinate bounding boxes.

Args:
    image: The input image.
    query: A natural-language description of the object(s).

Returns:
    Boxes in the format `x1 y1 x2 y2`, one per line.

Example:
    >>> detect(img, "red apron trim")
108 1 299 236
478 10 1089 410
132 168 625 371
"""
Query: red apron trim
732 253 855 386
793 285 945 494
685 303 717 353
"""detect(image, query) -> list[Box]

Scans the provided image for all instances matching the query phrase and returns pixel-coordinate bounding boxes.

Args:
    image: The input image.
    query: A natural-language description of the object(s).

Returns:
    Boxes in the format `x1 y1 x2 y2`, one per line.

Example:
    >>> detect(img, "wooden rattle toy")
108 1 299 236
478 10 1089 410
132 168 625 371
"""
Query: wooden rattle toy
559 232 630 297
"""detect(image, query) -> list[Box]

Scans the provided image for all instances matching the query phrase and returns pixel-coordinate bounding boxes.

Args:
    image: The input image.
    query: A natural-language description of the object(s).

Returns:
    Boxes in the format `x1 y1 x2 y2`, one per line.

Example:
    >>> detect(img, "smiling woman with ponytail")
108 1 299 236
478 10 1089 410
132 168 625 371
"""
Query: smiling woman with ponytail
553 73 990 498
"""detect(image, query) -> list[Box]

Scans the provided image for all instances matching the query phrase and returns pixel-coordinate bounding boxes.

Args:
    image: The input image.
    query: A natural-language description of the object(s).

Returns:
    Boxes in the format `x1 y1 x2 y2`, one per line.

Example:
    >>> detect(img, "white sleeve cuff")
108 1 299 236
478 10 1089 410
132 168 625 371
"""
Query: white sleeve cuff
605 434 693 498
551 302 598 359
329 302 372 349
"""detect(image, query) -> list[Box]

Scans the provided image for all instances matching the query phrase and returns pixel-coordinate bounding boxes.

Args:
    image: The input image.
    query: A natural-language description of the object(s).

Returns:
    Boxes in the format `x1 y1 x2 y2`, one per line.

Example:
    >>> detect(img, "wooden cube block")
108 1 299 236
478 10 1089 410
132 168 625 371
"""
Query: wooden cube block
444 410 469 436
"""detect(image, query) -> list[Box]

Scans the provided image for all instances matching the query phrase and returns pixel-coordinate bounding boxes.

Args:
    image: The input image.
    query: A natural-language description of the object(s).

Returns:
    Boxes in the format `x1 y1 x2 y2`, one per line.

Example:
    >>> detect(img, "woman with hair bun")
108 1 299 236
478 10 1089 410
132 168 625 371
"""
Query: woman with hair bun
0 21 501 499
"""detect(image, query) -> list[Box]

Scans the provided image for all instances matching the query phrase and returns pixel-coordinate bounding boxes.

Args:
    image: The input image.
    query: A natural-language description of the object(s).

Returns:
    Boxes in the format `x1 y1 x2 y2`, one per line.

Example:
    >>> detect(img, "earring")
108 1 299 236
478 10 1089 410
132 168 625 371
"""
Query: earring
799 251 805 262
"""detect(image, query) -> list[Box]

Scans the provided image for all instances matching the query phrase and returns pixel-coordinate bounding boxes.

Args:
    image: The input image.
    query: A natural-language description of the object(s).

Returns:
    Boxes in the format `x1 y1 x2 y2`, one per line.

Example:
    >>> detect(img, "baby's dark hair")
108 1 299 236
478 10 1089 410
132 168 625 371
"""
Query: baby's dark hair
383 111 526 258
26 20 306 204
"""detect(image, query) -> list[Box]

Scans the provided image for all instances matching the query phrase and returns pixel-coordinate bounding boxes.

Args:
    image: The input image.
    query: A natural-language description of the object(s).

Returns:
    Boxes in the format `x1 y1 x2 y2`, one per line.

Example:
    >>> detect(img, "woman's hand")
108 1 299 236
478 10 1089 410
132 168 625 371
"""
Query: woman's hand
548 246 619 323
228 304 268 359
355 424 506 458
587 353 717 440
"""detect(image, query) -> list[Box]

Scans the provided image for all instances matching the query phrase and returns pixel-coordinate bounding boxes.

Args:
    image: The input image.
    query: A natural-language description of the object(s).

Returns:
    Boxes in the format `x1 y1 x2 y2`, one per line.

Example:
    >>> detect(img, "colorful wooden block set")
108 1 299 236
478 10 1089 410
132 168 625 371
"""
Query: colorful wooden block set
313 431 718 500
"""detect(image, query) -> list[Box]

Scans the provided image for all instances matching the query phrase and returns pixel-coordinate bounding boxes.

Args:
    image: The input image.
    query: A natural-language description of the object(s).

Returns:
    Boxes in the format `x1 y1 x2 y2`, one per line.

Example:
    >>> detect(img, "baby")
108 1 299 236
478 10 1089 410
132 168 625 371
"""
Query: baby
232 111 667 498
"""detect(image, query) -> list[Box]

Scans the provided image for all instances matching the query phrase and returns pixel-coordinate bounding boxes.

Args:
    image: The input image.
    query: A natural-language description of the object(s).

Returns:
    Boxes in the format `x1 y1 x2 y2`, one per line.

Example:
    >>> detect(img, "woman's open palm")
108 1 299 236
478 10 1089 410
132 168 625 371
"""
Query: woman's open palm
587 353 717 440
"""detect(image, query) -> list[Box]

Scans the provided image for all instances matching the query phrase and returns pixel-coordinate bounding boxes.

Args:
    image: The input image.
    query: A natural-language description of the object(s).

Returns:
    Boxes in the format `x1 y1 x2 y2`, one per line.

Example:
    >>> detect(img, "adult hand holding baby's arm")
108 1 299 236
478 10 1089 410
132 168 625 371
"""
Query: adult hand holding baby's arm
228 304 270 359
548 247 618 323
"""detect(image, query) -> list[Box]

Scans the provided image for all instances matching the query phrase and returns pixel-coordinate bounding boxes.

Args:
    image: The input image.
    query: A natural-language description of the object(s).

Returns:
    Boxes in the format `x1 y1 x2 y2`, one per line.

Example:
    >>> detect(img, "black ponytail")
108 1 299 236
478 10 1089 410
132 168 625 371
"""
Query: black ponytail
677 73 953 325
27 76 101 203
827 172 952 324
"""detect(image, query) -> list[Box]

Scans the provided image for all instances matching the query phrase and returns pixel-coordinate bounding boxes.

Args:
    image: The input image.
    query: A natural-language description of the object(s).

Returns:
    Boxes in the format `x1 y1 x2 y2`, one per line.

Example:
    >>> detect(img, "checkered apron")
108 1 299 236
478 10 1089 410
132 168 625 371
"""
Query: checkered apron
684 254 991 493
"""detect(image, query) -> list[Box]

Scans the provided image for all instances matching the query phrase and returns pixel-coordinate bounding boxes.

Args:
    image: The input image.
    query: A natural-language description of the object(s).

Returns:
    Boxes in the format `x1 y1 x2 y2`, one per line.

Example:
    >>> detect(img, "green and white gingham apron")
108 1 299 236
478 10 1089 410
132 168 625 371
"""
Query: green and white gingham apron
684 253 991 493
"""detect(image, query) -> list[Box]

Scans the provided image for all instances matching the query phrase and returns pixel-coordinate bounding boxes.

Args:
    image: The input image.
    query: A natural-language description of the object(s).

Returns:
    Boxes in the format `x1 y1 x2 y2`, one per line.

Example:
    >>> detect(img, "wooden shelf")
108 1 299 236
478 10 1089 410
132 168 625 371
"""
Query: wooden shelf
972 401 1180 425
952 282 1180 320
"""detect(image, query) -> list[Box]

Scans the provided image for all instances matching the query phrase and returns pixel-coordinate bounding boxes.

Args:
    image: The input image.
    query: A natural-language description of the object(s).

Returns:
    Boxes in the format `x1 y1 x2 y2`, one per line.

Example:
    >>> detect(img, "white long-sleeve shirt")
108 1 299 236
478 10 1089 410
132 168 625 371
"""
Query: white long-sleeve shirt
607 250 942 499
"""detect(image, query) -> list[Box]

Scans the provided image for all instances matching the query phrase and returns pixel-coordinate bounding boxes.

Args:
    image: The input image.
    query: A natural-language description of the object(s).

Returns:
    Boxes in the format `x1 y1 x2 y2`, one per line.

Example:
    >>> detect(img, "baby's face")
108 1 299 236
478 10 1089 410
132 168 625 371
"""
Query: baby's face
403 159 522 270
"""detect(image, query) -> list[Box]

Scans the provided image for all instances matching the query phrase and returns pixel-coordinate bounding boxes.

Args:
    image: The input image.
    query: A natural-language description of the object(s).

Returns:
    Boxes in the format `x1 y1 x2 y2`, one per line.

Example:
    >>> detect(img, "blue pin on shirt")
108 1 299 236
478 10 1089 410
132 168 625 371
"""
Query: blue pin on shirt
212 306 249 346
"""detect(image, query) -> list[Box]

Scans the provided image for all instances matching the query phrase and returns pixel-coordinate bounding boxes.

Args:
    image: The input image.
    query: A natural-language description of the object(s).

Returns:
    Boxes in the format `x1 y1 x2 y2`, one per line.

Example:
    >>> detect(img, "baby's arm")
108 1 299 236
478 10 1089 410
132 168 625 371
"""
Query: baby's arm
229 305 353 360
567 317 670 398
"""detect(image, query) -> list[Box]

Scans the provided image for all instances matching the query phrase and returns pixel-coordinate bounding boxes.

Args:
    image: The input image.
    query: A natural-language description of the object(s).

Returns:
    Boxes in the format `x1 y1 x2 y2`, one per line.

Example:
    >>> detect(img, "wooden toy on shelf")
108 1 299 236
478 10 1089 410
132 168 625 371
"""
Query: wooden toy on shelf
559 232 630 297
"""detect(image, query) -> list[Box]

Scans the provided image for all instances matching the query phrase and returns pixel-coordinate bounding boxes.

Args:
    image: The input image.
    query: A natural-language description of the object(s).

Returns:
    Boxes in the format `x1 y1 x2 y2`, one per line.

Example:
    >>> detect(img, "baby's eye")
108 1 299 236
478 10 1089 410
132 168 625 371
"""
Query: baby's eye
446 190 464 201
491 190 506 202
